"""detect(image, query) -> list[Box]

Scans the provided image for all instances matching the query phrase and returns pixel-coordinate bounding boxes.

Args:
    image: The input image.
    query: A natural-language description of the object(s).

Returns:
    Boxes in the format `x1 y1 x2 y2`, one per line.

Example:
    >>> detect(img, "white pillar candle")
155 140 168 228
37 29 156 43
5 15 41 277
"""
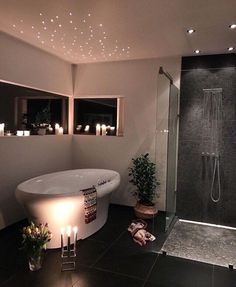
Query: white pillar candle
0 123 5 136
101 124 106 136
110 126 115 135
73 226 78 254
96 124 101 136
16 130 24 136
58 127 64 135
55 123 60 135
23 130 30 136
60 227 65 255
84 125 90 133
67 226 72 255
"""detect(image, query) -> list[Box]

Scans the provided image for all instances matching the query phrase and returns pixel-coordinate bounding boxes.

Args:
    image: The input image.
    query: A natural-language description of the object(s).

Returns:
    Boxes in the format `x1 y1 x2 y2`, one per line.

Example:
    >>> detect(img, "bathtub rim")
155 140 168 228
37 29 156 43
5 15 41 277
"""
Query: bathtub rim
16 168 120 198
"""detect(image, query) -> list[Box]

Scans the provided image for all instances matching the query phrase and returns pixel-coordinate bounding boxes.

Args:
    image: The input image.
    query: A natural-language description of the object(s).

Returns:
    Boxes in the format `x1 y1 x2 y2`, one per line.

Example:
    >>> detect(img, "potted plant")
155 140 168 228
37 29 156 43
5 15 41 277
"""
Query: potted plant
21 222 52 271
129 153 159 219
35 103 51 135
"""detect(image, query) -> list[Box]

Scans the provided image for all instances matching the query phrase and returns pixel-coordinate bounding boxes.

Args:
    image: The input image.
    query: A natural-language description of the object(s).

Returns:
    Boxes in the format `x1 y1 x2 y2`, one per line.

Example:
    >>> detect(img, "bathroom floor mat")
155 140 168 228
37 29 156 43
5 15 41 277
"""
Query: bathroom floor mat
161 220 236 268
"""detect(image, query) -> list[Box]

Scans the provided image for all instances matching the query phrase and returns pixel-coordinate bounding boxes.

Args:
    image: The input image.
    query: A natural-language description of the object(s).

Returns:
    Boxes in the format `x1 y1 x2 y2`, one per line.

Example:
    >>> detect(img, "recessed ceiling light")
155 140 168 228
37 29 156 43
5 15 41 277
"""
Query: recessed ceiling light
43 27 47 30
55 15 59 19
50 19 54 23
69 12 72 16
228 47 234 51
187 29 195 34
99 24 103 27
70 20 73 24
31 26 34 29
81 31 83 34
20 19 23 23
39 13 43 16
194 49 200 54
58 24 62 27
42 21 45 24
88 13 91 17
229 24 236 29
20 30 23 34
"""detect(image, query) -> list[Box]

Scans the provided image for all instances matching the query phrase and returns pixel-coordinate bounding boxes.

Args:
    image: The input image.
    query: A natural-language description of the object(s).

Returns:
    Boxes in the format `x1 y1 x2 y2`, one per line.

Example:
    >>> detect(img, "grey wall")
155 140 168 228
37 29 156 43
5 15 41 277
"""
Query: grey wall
177 54 236 226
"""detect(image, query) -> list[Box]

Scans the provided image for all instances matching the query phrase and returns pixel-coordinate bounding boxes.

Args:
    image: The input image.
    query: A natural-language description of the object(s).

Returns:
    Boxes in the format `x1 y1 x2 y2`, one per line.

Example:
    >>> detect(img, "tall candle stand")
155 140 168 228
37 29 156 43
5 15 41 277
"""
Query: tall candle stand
61 226 78 271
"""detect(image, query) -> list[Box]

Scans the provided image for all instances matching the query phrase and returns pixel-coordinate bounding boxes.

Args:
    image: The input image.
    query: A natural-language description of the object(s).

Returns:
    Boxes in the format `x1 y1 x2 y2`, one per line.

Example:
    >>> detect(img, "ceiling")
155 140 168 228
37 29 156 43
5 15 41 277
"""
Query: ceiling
0 0 235 64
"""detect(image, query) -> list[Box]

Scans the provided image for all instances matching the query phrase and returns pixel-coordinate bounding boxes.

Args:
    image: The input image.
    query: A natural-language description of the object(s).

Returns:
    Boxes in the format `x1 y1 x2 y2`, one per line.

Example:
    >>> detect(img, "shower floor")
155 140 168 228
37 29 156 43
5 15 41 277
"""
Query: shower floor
161 219 236 268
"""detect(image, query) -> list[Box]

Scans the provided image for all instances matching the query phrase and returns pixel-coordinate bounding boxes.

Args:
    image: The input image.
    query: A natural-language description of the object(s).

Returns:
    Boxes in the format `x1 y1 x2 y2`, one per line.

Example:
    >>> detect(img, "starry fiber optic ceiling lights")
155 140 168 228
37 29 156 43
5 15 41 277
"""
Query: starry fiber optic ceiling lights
10 11 131 63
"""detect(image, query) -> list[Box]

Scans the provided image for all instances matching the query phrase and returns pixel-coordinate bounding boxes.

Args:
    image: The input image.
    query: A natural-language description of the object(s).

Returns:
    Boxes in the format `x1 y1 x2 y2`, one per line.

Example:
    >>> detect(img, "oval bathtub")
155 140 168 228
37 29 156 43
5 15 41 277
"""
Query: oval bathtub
15 169 120 248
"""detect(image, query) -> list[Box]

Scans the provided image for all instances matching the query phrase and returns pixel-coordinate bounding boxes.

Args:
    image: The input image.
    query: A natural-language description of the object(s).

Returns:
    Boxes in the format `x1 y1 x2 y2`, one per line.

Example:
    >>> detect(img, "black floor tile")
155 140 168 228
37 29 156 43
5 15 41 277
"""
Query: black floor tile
145 255 213 287
76 239 111 267
73 267 144 287
212 265 236 287
94 244 157 280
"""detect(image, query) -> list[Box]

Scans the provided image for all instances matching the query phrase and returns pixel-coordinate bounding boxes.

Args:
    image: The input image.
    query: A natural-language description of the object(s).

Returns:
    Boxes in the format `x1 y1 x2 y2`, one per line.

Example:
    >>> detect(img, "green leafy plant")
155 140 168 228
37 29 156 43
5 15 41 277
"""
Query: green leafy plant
129 153 159 206
35 103 51 127
21 222 52 257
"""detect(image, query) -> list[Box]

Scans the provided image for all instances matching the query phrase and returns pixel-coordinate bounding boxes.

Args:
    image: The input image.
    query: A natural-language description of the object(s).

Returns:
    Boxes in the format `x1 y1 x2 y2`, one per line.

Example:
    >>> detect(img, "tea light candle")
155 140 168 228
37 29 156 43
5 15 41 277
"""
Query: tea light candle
96 124 101 136
84 125 90 133
55 123 60 135
23 130 30 136
58 127 64 135
17 130 24 136
0 123 5 136
101 125 106 136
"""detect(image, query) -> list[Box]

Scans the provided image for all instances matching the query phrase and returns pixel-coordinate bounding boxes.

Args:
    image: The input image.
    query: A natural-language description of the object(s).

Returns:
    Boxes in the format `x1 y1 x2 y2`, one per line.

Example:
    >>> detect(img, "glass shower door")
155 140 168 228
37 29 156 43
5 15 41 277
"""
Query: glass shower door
165 84 179 231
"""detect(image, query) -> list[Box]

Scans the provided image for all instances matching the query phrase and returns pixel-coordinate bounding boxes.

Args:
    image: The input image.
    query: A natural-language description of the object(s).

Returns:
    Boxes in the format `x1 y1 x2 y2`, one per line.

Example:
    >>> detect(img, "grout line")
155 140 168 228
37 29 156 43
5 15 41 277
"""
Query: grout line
93 266 145 282
89 230 126 268
141 253 159 287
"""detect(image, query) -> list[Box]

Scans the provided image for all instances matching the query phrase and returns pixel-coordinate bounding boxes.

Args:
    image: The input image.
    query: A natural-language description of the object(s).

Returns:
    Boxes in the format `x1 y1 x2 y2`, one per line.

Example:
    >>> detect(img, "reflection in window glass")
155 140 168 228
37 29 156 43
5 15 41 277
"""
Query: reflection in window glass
74 98 117 136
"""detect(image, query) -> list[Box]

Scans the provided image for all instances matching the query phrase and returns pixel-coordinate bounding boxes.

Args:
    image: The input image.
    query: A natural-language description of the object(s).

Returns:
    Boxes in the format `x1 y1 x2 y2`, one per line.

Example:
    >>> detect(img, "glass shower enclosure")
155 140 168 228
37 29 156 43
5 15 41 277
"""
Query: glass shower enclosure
156 68 179 231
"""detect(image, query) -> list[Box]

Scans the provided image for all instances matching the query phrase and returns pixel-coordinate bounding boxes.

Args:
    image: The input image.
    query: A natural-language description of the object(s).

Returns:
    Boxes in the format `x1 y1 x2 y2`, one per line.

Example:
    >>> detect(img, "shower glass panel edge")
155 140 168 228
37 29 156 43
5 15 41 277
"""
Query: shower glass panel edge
165 84 179 231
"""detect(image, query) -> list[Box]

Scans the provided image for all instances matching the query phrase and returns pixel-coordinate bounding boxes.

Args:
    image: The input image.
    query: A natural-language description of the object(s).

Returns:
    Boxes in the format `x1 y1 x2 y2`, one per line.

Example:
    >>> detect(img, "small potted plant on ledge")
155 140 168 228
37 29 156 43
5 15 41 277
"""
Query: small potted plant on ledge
21 222 52 271
129 153 159 219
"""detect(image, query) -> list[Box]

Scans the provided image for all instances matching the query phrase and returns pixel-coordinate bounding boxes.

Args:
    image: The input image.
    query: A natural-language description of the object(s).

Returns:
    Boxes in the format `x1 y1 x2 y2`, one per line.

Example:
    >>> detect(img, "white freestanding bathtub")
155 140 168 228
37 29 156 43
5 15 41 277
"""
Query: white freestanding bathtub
15 169 120 248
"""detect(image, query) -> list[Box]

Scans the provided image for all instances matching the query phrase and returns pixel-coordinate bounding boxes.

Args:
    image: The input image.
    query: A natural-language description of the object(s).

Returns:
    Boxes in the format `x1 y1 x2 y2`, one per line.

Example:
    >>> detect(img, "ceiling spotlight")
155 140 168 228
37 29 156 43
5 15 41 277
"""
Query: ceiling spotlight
12 24 16 28
42 21 45 24
194 49 200 54
59 24 62 27
50 19 54 23
228 47 234 51
88 13 91 17
229 24 236 29
31 26 34 29
20 30 24 34
70 20 73 24
39 13 43 16
187 29 195 34
99 23 103 27
55 15 59 19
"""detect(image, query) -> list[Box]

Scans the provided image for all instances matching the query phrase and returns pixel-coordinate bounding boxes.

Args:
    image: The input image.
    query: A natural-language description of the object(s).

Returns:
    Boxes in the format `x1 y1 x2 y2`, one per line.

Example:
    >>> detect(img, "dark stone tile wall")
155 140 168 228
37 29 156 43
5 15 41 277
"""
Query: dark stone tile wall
177 53 236 226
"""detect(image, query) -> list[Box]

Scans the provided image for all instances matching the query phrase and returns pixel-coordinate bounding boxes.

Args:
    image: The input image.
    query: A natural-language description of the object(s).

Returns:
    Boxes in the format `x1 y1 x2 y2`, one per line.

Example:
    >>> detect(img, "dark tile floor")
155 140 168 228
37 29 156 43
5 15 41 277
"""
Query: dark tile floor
0 204 236 287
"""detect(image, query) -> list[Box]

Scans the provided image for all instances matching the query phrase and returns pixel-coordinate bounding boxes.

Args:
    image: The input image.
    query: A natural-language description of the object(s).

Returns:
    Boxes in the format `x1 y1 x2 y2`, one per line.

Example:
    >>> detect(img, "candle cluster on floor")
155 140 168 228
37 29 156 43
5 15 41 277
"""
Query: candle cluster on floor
60 226 78 271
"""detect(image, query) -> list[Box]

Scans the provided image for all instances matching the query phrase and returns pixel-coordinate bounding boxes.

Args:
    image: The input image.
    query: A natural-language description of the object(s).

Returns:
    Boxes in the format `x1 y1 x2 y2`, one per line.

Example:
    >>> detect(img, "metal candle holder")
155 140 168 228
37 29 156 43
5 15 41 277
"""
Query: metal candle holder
61 226 78 271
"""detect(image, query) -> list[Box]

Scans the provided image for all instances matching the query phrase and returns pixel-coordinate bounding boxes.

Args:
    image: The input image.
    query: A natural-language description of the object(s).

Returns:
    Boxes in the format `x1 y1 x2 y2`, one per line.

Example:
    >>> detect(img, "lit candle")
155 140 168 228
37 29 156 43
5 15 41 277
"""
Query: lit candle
67 226 71 256
58 127 64 135
73 226 78 254
16 130 24 136
101 124 106 136
84 125 90 133
110 126 115 135
0 123 5 136
60 227 65 255
96 124 101 136
55 123 60 135
23 130 30 136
